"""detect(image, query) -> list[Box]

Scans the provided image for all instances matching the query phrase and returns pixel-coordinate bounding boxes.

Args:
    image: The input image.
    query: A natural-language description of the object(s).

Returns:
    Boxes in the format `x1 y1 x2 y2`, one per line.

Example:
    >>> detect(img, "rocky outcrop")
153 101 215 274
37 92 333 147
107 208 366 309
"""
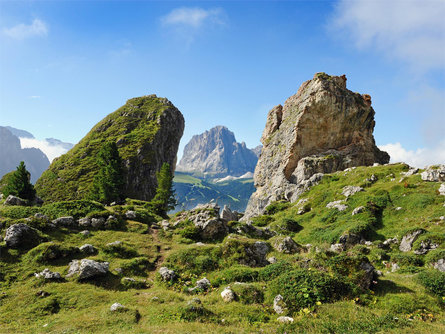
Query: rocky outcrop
4 223 41 249
176 126 258 177
4 195 27 206
399 230 424 252
35 95 184 202
66 259 109 280
244 73 389 219
0 126 49 183
421 165 445 182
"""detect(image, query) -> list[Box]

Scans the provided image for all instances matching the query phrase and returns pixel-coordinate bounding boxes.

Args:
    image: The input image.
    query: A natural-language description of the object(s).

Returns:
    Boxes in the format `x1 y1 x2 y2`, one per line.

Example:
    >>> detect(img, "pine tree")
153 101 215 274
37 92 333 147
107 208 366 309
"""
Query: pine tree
2 161 36 201
150 163 176 217
90 141 124 204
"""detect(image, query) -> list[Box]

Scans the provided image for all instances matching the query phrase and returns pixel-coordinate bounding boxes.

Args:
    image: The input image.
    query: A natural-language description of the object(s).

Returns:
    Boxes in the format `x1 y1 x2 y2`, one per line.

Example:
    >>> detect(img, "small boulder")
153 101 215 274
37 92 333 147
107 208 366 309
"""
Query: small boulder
125 211 137 219
352 206 365 216
439 184 445 196
421 165 445 182
432 259 445 272
91 217 105 228
79 244 97 255
79 230 90 237
272 236 300 254
330 243 345 253
52 216 76 228
196 278 211 290
4 223 40 249
34 213 49 221
220 205 238 222
326 200 347 211
273 294 286 314
342 186 364 198
110 303 126 312
4 195 27 206
159 267 176 281
277 316 294 324
414 239 438 255
339 232 362 248
34 268 61 280
78 217 92 227
399 230 424 252
268 256 278 264
66 259 109 280
221 287 236 302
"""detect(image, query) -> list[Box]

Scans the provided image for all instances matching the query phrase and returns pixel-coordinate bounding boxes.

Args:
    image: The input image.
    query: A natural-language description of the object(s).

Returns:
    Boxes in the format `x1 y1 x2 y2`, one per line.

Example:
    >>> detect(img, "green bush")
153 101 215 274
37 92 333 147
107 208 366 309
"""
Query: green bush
120 257 153 276
86 210 111 219
259 261 294 281
121 277 147 289
210 265 259 286
268 269 355 313
251 215 274 227
178 300 214 322
231 283 264 304
0 206 40 219
265 201 291 215
103 242 138 259
271 217 302 233
391 253 424 267
41 200 105 219
418 270 445 297
164 246 221 275
412 233 445 252
425 249 445 264
178 225 201 241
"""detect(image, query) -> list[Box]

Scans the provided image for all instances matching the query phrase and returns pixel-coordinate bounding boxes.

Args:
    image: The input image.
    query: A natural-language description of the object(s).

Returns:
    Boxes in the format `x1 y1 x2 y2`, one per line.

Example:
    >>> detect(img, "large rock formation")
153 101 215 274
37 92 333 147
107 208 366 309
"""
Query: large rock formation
35 95 184 202
244 73 389 219
0 126 50 183
176 126 258 177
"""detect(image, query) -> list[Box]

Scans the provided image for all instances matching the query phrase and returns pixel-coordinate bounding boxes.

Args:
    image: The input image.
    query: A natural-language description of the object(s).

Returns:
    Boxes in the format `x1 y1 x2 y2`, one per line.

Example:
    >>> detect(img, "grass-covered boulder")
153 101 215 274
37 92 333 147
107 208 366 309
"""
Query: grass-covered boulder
35 95 184 202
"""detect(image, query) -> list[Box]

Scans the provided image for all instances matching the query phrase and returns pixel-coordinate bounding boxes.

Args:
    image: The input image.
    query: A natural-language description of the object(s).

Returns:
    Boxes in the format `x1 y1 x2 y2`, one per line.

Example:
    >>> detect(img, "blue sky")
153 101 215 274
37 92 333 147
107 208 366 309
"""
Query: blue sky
0 0 444 166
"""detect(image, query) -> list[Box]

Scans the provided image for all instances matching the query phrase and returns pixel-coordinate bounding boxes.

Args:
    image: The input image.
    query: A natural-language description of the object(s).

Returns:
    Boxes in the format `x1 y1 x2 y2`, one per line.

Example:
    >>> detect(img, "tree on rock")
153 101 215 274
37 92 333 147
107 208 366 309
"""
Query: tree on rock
90 142 124 204
2 161 36 201
150 163 176 217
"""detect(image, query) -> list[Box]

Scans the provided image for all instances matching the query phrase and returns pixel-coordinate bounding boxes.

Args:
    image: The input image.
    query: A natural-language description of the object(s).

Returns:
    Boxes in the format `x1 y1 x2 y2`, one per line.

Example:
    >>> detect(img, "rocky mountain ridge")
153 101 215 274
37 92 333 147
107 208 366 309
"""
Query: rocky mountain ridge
244 73 389 220
176 126 259 178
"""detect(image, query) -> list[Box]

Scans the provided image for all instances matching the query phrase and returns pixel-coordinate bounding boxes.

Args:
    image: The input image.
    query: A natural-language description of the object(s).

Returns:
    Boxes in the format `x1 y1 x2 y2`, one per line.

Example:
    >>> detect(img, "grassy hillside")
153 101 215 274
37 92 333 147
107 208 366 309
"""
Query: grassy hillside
173 172 255 212
0 163 444 333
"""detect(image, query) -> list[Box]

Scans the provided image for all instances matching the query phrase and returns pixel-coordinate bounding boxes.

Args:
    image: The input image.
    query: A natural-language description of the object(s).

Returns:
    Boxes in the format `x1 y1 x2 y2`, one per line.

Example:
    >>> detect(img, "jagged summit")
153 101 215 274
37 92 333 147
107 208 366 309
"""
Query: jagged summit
176 126 258 178
244 73 390 219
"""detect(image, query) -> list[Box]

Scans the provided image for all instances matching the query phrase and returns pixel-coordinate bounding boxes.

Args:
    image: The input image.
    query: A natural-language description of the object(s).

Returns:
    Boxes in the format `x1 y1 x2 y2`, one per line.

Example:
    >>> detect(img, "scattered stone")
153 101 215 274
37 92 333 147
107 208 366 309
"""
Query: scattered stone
106 241 122 247
399 230 424 252
273 294 286 314
342 186 364 198
52 216 76 228
365 174 378 183
91 217 105 228
220 205 238 222
79 244 97 254
432 259 445 272
352 206 365 216
36 290 51 298
114 268 123 275
105 215 119 228
66 259 109 280
404 168 419 176
268 256 277 264
364 241 373 246
110 303 126 312
34 213 49 221
358 261 376 289
326 200 347 211
414 240 438 255
78 217 92 227
330 243 345 253
221 287 236 302
395 207 402 211
195 278 211 290
391 263 400 272
421 165 445 182
34 268 61 280
125 211 137 219
439 184 445 196
79 230 90 237
339 232 362 248
4 223 40 249
272 236 300 254
159 267 176 281
4 195 27 206
160 220 170 231
382 237 398 248
277 316 294 324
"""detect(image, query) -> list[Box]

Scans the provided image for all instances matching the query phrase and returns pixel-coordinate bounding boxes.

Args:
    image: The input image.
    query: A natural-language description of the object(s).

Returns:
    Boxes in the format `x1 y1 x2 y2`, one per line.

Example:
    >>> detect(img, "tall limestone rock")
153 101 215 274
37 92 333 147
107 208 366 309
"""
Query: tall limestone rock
243 73 389 219
176 126 258 177
35 95 184 202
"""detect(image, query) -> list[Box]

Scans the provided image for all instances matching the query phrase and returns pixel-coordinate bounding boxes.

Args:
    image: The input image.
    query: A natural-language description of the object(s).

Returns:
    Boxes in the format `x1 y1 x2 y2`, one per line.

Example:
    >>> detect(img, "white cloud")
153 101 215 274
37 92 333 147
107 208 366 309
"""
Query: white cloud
20 138 69 162
3 19 48 40
379 141 445 168
161 7 225 28
331 0 445 71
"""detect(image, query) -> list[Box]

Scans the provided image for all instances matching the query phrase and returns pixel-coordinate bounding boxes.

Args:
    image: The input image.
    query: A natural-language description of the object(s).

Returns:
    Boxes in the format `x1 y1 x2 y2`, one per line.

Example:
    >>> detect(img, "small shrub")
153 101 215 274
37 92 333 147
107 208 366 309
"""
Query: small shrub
210 265 259 286
425 249 445 264
0 206 40 219
231 283 264 304
164 246 221 275
121 277 147 289
418 270 445 297
41 200 105 220
271 217 302 233
26 242 80 264
120 257 153 276
258 261 294 281
251 215 274 227
178 225 201 241
391 253 424 267
178 300 214 322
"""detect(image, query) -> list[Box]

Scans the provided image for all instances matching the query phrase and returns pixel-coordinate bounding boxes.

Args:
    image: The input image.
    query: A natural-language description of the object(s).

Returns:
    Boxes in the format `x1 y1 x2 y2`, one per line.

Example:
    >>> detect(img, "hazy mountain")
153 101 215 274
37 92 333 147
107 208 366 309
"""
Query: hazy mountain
5 126 34 138
0 127 49 183
176 126 259 178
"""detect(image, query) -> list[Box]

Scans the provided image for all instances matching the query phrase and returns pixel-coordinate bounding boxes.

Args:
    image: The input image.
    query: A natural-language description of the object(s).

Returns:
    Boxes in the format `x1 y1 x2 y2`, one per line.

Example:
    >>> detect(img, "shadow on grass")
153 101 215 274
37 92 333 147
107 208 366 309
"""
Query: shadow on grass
374 278 414 296
79 272 123 291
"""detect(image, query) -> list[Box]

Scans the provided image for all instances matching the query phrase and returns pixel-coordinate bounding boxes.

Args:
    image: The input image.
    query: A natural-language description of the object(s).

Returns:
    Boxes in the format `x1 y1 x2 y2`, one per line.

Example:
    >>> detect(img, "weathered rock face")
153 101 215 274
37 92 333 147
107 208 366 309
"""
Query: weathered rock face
176 126 258 177
66 259 109 280
35 95 184 202
244 73 389 219
4 223 41 249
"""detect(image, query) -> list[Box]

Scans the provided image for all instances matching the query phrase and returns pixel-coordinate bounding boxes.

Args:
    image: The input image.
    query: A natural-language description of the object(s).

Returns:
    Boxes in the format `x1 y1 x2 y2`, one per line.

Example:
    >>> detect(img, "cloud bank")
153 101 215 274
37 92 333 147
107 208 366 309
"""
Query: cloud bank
331 0 445 71
379 141 445 168
3 19 48 40
161 7 225 28
20 138 70 162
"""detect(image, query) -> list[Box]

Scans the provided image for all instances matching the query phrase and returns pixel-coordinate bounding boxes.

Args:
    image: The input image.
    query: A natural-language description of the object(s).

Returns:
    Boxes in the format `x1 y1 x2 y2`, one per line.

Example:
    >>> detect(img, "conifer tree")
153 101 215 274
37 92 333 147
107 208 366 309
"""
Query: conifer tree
150 163 176 217
2 161 36 201
90 141 124 204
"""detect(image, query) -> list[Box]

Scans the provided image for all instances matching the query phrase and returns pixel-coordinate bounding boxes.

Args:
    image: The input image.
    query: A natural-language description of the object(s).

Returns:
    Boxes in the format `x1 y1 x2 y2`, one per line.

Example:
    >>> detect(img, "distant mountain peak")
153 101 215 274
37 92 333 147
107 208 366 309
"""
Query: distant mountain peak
177 126 259 177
